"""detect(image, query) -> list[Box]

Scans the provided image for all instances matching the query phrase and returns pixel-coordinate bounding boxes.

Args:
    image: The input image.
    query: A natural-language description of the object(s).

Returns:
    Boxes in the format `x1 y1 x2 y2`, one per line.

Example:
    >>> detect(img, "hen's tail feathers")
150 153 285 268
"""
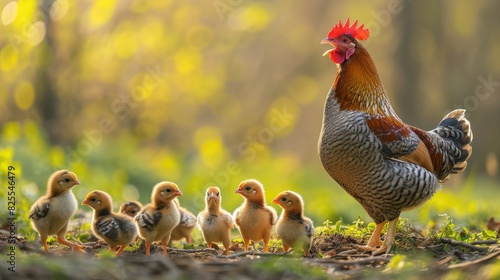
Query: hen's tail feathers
435 109 473 175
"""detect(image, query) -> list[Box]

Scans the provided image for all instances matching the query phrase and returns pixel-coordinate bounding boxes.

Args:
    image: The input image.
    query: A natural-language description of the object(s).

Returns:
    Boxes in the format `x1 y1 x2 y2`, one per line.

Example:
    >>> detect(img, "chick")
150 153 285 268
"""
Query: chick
233 179 277 252
119 201 143 218
197 187 234 255
29 170 84 253
272 191 314 254
82 191 138 256
135 181 182 255
170 198 197 244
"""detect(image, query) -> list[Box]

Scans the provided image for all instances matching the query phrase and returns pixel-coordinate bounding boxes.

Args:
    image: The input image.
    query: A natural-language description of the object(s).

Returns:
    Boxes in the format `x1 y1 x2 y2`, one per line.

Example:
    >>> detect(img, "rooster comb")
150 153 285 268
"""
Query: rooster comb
327 18 370 41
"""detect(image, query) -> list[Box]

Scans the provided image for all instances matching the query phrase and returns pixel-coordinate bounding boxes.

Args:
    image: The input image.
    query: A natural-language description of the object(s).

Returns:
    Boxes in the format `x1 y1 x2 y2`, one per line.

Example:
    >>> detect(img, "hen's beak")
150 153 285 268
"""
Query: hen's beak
321 38 335 57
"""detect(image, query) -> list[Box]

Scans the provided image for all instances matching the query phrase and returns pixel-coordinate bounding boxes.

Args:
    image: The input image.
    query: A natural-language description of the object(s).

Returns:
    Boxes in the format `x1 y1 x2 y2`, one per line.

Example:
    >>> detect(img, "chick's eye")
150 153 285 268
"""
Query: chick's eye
131 210 136 214
166 189 172 193
64 178 71 182
245 187 251 191
91 198 96 202
281 197 287 202
216 192 220 196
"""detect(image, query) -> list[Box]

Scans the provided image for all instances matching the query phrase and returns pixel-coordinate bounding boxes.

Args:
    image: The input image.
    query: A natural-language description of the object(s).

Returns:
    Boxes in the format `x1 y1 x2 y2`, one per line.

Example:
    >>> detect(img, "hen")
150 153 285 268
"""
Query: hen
319 19 472 254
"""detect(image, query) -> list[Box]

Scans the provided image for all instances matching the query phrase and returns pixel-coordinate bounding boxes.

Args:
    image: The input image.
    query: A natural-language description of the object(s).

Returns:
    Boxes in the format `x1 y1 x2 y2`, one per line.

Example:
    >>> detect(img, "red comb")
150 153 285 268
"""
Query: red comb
327 18 370 40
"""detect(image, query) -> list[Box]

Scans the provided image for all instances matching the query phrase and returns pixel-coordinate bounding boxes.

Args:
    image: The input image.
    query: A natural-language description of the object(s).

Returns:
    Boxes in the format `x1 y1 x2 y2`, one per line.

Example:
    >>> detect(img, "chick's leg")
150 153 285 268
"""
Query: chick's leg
222 236 231 255
161 240 168 255
243 238 250 251
41 236 50 253
115 246 126 257
264 240 269 253
145 242 151 256
56 226 85 253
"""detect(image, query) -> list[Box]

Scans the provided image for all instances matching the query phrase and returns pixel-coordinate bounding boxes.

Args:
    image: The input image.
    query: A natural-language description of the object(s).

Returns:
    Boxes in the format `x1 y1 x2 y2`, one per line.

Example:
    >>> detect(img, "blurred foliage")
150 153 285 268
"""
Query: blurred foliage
0 0 499 241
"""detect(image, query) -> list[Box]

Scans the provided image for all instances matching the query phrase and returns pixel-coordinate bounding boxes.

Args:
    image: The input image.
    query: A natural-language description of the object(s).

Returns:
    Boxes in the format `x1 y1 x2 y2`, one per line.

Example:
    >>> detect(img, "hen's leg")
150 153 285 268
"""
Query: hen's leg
356 222 385 252
373 218 398 256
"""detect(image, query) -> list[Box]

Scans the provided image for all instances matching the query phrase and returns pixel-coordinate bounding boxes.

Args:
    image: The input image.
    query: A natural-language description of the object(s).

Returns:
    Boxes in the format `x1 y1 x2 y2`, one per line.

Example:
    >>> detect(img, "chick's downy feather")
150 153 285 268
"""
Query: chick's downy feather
29 170 84 253
233 179 277 252
135 181 182 255
197 187 234 255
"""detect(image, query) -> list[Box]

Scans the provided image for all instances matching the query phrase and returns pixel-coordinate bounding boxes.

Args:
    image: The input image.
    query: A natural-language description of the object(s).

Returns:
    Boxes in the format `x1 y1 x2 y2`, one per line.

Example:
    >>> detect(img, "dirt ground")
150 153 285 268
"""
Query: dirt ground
1 229 499 280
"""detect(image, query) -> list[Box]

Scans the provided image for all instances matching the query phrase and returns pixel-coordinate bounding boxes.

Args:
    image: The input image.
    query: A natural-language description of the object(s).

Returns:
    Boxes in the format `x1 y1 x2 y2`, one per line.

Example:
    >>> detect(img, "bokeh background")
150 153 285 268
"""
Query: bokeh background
1 0 499 237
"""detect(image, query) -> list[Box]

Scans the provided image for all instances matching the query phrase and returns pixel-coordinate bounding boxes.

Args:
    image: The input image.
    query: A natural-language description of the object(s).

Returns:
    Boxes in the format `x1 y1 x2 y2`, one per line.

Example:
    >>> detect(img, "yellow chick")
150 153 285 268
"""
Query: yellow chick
28 170 84 253
272 191 314 254
119 201 143 218
82 191 138 256
170 198 197 244
135 181 182 255
197 187 234 255
233 179 277 252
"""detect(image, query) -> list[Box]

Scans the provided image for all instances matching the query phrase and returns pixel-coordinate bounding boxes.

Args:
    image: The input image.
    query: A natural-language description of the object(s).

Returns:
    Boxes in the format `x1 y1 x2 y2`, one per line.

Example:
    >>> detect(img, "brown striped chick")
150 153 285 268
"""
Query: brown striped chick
119 201 143 218
233 179 277 252
29 170 85 253
272 191 314 254
170 198 197 244
135 181 182 255
197 187 234 255
82 191 137 256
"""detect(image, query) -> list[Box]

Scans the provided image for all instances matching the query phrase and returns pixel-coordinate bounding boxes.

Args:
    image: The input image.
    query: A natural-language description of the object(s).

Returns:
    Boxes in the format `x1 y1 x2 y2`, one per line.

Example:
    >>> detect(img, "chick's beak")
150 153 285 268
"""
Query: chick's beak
73 180 81 186
321 38 335 57
235 188 244 194
81 200 89 205
271 198 279 204
176 190 183 197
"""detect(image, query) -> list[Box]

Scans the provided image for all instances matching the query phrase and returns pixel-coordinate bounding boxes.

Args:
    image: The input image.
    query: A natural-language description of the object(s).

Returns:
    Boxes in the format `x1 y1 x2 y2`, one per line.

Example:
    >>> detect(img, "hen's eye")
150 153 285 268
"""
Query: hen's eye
245 187 251 191
342 37 349 43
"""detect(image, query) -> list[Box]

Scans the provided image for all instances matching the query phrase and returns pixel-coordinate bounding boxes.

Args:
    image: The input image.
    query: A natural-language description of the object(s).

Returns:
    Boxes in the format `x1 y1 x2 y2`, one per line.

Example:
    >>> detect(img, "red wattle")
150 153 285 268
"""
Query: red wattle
331 50 345 64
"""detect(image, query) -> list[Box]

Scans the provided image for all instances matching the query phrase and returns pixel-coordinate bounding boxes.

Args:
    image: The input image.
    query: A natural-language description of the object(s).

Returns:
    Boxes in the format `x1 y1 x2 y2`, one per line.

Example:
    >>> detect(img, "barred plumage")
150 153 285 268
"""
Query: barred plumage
319 19 472 255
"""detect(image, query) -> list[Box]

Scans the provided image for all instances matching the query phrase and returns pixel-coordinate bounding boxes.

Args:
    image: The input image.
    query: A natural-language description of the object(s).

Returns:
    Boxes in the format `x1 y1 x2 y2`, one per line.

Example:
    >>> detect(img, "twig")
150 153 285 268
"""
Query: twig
217 250 294 259
168 248 217 253
439 238 489 252
306 256 392 266
471 239 499 245
445 248 500 269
